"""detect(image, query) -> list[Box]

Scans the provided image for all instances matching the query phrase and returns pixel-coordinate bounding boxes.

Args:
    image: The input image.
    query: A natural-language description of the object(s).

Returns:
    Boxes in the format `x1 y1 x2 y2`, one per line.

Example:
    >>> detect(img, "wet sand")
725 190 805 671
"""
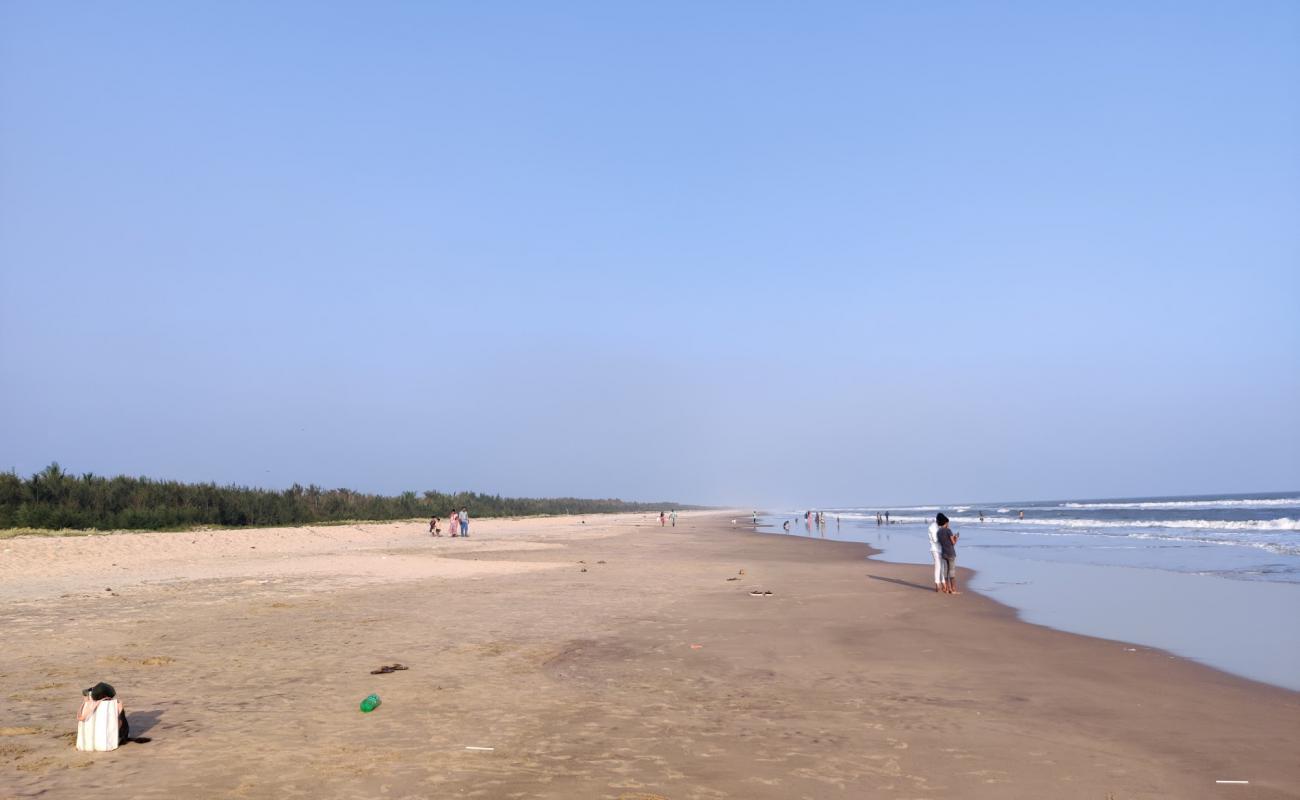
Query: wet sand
1 512 1297 799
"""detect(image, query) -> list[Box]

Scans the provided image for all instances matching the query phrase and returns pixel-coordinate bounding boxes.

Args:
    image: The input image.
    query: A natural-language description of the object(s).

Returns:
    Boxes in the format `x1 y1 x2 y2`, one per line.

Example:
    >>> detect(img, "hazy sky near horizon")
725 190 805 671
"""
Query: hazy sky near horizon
2 1 1298 507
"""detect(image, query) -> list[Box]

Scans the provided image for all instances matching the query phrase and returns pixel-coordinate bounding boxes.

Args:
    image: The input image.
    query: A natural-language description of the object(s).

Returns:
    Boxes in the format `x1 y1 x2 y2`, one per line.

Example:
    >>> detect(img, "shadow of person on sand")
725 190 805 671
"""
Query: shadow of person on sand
868 575 934 592
129 709 165 737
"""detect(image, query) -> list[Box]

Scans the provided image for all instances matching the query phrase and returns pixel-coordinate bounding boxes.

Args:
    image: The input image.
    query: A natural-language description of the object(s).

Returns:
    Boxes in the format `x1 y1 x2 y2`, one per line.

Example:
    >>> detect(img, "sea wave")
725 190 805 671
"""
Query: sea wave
969 516 1299 531
1060 497 1299 510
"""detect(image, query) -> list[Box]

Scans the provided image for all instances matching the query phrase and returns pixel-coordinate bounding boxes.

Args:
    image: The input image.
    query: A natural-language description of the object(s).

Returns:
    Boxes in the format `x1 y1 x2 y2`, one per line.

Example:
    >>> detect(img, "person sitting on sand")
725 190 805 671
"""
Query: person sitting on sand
430 516 440 537
937 514 960 594
77 682 129 748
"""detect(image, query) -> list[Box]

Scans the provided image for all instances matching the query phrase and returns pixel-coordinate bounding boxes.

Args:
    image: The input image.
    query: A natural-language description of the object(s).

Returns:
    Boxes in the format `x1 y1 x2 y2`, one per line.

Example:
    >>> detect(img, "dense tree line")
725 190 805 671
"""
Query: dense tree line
0 464 695 531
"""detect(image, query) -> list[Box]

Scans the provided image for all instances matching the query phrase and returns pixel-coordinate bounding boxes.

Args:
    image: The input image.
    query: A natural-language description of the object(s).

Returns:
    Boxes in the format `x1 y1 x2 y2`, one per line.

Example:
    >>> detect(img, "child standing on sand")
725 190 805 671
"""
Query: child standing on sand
937 513 960 594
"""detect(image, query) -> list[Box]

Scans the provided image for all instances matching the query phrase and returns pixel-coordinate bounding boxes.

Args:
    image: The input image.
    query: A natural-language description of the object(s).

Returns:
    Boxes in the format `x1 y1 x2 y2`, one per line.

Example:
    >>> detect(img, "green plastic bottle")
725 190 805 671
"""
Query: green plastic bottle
360 693 381 713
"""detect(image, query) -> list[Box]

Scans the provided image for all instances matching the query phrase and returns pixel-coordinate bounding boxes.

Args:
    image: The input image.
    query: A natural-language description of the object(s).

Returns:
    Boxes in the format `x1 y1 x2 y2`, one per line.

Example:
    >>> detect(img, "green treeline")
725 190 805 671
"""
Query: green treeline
0 463 695 531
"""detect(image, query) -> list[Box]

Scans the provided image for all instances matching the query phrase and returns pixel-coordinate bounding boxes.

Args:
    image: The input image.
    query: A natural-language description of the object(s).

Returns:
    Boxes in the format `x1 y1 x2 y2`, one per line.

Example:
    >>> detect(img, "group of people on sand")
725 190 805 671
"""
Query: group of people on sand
430 508 470 537
927 512 960 593
659 510 678 527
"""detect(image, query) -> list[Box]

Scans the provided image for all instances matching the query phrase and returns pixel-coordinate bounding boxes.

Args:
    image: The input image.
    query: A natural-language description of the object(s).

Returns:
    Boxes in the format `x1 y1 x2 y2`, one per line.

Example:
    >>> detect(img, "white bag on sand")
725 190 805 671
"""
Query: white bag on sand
76 699 120 752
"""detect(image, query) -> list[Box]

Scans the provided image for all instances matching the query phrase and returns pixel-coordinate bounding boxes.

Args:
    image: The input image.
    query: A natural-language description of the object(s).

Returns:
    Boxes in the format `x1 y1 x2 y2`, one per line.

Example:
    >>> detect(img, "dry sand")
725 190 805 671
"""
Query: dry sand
1 512 1297 799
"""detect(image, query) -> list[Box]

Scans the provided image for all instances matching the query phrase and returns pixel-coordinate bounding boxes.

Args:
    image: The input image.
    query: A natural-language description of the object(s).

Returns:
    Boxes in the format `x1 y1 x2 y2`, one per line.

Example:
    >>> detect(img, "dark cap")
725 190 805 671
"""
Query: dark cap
936 512 949 525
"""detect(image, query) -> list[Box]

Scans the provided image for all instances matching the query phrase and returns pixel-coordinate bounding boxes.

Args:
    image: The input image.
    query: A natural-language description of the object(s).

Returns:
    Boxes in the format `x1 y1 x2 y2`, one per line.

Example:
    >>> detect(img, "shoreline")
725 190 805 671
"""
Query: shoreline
765 516 1300 692
3 512 1297 798
759 520 1300 695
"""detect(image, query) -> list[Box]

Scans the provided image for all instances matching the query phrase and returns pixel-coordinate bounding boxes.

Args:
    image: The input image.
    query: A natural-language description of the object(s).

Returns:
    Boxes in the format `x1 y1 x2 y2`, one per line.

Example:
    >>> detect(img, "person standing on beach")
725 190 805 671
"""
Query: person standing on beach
450 508 459 536
885 511 890 525
671 510 677 527
937 513 960 594
928 514 945 592
660 511 666 527
459 507 470 537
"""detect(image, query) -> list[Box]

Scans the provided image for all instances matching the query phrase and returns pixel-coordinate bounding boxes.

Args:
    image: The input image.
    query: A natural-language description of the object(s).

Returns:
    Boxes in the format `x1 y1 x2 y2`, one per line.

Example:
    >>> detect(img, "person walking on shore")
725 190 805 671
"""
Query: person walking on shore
660 511 666 527
671 510 677 527
928 513 945 592
937 513 960 594
450 508 460 536
459 507 470 537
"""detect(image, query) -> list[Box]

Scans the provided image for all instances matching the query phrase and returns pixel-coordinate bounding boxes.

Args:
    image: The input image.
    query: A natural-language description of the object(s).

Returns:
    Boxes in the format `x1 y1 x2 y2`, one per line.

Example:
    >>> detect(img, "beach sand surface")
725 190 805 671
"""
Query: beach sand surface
2 512 1297 799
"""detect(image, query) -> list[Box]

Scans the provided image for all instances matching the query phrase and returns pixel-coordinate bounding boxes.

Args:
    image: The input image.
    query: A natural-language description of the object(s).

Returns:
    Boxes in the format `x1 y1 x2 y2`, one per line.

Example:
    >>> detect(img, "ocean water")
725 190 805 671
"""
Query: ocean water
760 492 1300 691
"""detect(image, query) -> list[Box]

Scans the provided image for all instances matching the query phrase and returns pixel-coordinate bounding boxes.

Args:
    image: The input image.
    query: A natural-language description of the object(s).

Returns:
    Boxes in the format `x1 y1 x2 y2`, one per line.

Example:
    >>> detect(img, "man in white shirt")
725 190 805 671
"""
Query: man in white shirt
928 513 947 592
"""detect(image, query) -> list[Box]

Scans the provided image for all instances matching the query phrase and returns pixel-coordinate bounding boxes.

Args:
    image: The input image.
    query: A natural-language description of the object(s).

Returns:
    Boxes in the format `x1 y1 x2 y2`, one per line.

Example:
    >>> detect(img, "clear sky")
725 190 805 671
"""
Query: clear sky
2 1 1297 507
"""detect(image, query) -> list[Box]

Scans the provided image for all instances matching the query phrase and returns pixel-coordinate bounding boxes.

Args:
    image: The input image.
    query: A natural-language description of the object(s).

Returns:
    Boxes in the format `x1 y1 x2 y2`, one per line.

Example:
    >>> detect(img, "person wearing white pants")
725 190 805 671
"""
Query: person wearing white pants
928 516 946 591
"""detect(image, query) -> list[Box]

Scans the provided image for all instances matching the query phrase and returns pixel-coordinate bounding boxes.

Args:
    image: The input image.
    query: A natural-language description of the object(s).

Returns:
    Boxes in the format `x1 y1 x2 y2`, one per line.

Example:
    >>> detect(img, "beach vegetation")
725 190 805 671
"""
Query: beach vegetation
0 463 695 533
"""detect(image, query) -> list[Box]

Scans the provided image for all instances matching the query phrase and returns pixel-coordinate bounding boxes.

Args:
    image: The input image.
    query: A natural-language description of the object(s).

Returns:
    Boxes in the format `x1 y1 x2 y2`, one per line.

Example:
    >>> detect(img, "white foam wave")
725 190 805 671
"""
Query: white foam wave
960 516 1299 532
1060 497 1299 510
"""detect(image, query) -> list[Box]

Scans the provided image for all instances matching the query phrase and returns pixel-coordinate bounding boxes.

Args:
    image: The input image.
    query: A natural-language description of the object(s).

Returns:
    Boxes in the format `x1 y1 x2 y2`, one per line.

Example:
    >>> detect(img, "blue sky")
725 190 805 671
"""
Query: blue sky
2 1 1297 506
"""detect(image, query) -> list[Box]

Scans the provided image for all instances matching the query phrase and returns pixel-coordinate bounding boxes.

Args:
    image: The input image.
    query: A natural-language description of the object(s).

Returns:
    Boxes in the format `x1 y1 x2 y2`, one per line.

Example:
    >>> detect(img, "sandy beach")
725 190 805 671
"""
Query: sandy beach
2 512 1297 799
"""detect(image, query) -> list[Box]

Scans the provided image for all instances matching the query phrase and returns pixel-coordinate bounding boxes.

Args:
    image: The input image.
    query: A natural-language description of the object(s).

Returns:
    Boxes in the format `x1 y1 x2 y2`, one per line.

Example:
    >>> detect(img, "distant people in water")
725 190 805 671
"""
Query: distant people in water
979 511 985 523
876 512 883 526
753 511 758 525
885 511 890 525
1018 510 1024 520
783 520 791 532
